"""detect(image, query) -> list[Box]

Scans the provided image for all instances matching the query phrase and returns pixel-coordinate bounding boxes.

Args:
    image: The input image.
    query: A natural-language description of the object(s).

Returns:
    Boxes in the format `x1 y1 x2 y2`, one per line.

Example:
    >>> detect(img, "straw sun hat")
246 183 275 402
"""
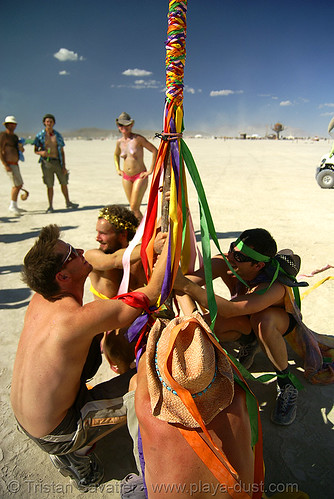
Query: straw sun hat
146 312 234 428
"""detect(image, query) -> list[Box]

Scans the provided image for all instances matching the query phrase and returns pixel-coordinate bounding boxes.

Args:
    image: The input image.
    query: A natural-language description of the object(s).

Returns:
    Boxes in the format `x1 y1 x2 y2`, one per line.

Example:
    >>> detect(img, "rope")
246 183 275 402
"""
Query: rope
155 132 183 141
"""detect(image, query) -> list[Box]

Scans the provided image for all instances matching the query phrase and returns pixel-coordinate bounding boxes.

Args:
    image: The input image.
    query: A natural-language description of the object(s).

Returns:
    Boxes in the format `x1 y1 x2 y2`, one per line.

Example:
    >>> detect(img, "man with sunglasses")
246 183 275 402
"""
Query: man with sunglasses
174 228 305 426
10 224 168 491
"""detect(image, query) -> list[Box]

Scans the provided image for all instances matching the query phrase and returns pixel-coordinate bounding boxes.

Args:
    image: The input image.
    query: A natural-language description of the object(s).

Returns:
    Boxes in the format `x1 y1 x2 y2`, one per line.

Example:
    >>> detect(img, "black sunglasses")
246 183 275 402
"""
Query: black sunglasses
62 244 79 267
228 242 255 263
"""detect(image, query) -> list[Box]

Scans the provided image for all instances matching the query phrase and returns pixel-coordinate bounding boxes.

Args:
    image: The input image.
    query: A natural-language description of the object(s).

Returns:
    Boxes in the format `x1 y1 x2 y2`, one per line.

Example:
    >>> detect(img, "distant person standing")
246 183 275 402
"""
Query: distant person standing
34 114 78 213
114 112 157 222
0 116 24 217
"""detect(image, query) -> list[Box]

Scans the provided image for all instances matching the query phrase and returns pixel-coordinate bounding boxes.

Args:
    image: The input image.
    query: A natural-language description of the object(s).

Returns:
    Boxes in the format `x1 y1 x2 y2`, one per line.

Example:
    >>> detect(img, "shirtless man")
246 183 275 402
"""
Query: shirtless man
10 224 168 491
33 114 78 213
174 228 304 426
85 205 147 373
85 204 146 301
114 112 157 221
0 115 24 216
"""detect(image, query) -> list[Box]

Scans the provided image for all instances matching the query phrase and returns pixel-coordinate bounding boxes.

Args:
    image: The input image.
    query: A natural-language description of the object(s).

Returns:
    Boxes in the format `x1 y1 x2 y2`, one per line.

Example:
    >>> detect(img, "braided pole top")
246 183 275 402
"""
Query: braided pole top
165 0 187 108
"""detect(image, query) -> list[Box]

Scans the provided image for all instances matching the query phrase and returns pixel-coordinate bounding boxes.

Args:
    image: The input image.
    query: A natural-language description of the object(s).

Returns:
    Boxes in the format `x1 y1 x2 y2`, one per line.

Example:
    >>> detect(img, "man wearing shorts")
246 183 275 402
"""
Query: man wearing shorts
34 114 79 213
0 115 24 217
174 228 307 426
10 224 168 491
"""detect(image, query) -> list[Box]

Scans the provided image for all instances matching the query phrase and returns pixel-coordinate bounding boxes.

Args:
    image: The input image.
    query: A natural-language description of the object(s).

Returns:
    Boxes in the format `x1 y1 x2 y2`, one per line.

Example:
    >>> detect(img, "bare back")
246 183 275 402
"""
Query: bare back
135 353 254 498
10 294 100 437
10 291 144 438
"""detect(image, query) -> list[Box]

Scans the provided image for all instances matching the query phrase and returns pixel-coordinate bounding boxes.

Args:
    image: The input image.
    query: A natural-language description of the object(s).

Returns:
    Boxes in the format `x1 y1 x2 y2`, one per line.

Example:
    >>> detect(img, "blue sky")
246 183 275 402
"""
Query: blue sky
1 0 334 137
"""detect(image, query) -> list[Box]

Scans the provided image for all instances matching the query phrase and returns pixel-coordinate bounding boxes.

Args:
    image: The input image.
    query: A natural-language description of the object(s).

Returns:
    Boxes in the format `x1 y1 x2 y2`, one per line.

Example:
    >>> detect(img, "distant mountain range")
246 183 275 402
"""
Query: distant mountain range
62 128 211 139
21 127 211 140
63 127 117 139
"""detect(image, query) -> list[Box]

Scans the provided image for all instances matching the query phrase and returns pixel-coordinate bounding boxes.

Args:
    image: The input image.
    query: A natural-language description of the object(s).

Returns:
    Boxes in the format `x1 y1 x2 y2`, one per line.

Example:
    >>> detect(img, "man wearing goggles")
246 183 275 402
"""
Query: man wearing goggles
11 224 169 491
175 228 303 426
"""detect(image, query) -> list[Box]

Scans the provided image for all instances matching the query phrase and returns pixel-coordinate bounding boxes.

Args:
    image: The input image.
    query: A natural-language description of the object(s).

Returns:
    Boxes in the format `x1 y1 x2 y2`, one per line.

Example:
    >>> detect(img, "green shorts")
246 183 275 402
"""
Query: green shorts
7 164 23 187
41 158 68 187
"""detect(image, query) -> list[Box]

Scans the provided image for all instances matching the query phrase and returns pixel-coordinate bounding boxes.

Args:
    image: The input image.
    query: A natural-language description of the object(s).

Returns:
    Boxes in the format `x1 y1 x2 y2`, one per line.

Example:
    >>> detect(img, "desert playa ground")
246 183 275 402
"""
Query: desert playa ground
0 137 333 498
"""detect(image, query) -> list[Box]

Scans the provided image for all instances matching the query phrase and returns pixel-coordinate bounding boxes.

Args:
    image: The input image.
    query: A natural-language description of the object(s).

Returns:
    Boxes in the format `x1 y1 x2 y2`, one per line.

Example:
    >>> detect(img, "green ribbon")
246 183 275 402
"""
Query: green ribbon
181 139 252 330
181 139 218 330
234 376 259 447
235 239 302 308
277 372 305 391
228 351 304 446
234 238 271 262
178 139 304 449
227 352 304 390
234 238 281 296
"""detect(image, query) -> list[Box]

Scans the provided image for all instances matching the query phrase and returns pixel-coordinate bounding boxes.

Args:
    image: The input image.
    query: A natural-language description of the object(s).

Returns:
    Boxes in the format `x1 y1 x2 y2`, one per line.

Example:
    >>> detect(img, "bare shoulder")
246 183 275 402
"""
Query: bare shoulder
136 134 153 146
248 280 286 307
23 295 84 342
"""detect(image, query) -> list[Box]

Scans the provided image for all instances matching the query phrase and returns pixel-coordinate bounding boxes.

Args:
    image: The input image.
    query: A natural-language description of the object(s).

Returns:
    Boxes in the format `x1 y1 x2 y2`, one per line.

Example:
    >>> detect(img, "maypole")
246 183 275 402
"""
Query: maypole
126 2 264 494
140 0 225 338
141 0 199 310
140 0 251 327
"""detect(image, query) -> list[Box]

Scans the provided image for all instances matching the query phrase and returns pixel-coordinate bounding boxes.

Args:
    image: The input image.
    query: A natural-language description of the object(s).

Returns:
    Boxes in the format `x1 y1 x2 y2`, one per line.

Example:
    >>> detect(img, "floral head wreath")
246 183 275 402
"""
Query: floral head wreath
98 207 137 232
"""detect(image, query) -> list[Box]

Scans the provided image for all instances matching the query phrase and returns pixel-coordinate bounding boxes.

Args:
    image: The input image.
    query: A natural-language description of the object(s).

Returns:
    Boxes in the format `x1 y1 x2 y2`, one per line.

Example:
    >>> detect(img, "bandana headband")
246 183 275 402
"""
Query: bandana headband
234 238 271 262
233 238 279 295
234 240 302 305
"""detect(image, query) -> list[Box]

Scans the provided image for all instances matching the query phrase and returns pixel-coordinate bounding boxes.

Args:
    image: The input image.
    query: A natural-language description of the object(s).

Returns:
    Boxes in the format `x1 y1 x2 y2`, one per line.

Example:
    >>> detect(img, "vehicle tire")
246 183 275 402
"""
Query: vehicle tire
316 169 334 189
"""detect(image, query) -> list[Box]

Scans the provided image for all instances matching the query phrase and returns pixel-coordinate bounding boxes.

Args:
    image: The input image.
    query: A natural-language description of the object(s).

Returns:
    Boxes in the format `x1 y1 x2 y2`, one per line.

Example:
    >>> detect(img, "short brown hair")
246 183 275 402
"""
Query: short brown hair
98 205 139 241
104 328 135 366
21 225 64 300
43 113 56 124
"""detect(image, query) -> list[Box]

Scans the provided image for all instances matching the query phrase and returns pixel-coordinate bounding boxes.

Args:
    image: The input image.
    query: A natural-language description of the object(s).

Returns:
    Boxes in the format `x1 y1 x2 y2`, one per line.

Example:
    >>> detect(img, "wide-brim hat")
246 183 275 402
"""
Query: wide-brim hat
116 112 134 127
3 115 17 125
264 249 308 287
146 312 234 428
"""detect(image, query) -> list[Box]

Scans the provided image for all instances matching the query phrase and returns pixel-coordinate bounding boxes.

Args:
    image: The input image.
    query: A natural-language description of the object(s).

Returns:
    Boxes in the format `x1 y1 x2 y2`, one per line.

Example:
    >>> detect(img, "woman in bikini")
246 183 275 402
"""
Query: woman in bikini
114 112 158 222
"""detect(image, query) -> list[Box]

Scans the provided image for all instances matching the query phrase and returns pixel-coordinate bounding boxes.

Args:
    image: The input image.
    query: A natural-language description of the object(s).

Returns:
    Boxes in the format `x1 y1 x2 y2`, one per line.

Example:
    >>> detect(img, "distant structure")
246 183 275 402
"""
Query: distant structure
272 123 285 139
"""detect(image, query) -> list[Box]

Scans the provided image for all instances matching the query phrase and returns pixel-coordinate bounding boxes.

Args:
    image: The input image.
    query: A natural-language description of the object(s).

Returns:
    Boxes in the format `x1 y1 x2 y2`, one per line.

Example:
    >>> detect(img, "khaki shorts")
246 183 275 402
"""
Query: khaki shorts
18 368 136 456
41 158 68 187
7 164 23 187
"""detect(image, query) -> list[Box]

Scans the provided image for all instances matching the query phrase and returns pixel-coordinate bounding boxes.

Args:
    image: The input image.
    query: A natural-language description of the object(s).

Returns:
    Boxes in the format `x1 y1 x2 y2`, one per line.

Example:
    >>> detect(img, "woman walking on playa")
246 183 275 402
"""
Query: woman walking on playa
114 112 157 222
